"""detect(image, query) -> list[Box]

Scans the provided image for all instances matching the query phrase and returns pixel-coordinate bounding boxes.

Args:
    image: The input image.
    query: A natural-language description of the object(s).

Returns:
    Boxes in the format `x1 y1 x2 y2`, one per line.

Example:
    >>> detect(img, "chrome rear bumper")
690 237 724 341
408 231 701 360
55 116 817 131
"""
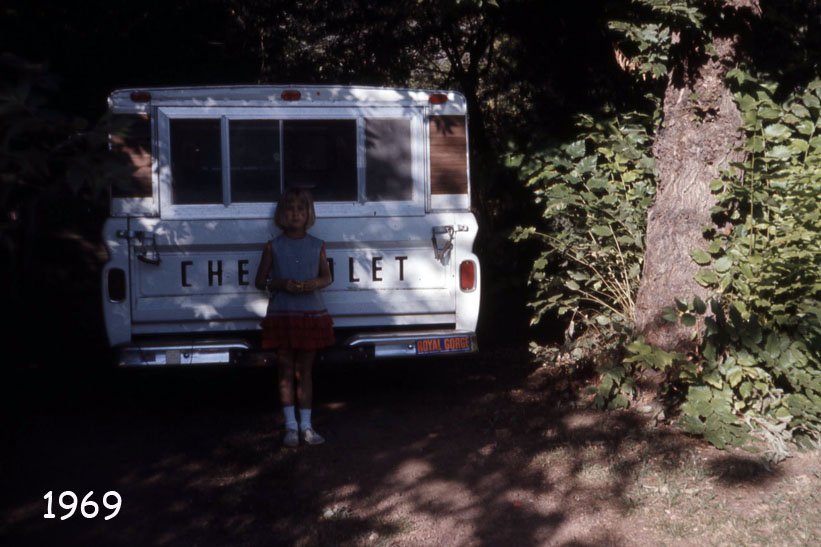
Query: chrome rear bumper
116 330 477 366
116 339 251 366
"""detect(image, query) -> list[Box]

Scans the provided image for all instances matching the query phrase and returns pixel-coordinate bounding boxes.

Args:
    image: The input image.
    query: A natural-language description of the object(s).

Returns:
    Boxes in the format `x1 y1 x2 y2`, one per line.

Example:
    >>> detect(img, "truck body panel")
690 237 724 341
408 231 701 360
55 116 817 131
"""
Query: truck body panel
102 86 480 365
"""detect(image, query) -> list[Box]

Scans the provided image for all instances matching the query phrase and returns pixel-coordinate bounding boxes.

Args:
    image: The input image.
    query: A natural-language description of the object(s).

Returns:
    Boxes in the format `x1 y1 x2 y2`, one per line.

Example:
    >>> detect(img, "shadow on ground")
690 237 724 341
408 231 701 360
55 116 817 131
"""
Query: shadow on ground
0 349 783 546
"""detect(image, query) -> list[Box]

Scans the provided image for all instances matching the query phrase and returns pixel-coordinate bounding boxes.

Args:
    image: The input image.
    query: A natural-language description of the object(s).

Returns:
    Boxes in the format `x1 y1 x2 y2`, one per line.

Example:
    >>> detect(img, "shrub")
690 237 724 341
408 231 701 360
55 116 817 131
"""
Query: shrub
510 109 656 407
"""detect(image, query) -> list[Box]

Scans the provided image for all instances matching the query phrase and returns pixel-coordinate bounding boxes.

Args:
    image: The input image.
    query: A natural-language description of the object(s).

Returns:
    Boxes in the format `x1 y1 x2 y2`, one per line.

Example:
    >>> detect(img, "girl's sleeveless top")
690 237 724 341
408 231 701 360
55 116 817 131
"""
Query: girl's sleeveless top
266 233 330 318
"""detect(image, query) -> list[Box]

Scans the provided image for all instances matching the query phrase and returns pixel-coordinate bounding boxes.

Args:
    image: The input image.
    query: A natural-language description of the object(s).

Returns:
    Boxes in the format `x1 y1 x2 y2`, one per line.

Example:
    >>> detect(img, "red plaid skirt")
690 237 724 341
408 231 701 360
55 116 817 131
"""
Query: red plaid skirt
261 312 334 350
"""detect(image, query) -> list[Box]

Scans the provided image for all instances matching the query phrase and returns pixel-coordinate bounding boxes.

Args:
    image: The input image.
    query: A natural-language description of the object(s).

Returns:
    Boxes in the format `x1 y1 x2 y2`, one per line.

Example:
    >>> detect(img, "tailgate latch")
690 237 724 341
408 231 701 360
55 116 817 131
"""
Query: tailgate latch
116 230 161 265
432 225 468 262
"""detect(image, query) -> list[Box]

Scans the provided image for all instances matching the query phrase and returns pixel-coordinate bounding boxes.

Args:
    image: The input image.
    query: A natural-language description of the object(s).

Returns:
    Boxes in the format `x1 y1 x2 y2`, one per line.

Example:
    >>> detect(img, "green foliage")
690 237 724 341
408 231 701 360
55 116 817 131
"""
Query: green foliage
714 70 821 327
511 109 656 409
511 110 655 331
518 3 821 456
628 295 820 457
711 69 821 451
608 0 706 80
0 54 131 291
624 72 821 456
0 55 123 207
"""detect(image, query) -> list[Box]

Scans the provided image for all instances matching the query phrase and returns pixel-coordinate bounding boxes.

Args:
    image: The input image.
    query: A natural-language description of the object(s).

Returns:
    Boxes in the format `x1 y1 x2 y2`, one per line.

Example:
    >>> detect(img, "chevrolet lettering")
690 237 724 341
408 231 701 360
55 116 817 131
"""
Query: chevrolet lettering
102 85 480 365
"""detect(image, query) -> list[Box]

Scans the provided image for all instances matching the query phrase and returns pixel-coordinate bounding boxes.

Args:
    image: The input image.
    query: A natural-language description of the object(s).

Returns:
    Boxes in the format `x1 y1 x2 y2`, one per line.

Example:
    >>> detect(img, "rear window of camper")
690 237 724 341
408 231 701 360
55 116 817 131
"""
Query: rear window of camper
161 115 421 209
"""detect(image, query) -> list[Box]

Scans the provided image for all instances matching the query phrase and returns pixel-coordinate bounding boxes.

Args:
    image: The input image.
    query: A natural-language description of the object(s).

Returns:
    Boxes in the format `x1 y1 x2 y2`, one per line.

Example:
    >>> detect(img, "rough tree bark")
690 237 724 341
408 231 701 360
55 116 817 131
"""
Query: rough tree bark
635 0 762 352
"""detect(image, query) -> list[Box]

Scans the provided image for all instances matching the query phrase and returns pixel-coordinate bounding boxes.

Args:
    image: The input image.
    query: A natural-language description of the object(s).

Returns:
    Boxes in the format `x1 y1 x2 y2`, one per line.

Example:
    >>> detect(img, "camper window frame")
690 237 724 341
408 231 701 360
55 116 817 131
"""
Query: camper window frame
156 106 426 219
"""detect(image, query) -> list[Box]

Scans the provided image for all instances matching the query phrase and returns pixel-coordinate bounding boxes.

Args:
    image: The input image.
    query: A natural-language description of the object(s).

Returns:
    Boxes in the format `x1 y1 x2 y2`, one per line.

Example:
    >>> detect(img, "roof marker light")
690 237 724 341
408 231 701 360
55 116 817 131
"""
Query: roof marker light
428 93 448 105
281 90 302 101
130 91 151 103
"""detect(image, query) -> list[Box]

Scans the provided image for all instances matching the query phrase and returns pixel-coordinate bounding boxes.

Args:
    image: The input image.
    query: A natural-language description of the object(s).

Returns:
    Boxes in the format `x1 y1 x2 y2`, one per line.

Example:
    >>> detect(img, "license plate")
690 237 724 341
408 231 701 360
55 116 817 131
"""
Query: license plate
415 335 472 355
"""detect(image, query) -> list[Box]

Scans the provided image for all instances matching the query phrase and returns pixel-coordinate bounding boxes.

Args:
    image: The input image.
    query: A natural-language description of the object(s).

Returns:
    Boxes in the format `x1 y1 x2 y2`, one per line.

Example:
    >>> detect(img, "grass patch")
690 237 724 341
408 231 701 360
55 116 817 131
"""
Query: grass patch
622 448 821 546
527 435 819 546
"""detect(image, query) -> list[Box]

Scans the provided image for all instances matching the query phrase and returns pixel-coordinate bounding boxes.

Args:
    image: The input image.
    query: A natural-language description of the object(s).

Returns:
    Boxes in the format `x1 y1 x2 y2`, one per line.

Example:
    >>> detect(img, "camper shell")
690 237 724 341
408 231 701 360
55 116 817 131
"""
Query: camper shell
103 85 480 365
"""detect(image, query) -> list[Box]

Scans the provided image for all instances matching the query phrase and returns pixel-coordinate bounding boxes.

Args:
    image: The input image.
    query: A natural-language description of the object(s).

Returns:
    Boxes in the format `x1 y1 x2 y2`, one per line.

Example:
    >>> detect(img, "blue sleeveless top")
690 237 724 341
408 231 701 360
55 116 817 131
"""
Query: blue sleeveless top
266 233 330 317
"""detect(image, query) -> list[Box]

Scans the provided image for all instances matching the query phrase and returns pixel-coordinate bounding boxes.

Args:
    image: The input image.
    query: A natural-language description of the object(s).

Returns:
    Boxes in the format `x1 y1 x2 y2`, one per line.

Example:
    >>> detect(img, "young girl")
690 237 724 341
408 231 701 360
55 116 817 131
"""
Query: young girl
255 188 334 447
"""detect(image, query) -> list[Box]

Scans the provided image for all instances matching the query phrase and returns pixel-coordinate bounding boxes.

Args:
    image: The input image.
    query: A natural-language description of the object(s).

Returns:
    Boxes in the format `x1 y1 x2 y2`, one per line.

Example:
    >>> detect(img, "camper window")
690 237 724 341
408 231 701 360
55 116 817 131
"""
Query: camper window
163 112 419 210
229 120 281 203
365 118 412 201
283 119 357 201
169 119 222 204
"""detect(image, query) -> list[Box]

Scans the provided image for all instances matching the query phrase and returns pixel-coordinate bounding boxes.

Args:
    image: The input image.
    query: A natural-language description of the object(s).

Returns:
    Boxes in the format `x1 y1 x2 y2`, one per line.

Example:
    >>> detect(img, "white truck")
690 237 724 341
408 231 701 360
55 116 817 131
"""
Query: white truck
102 86 480 365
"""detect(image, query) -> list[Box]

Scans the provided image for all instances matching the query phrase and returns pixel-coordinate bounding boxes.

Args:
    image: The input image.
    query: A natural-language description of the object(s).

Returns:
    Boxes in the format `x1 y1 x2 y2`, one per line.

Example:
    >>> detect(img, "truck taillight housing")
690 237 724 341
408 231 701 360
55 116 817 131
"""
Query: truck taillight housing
281 90 301 101
460 260 476 291
107 268 126 302
130 91 151 103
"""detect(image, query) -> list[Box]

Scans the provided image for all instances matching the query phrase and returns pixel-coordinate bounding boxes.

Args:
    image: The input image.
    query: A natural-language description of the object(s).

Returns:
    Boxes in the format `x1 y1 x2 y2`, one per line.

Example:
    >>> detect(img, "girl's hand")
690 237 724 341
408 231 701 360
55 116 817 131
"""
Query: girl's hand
284 279 304 293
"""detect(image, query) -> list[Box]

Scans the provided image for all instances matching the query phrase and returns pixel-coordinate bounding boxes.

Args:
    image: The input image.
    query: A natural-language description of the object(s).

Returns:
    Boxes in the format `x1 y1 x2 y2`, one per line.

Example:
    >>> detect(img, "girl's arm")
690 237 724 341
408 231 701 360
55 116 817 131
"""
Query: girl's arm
254 242 273 291
304 245 333 292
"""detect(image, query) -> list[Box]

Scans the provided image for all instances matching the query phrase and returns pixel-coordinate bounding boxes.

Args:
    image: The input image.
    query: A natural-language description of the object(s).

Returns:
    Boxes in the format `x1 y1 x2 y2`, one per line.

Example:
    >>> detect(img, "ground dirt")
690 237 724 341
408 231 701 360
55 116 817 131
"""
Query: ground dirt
2 348 819 546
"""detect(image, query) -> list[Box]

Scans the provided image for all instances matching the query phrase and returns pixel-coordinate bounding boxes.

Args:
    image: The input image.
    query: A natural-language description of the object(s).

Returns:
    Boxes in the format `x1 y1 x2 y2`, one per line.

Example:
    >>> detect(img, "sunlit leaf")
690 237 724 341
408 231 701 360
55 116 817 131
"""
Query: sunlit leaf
763 123 791 138
690 249 712 265
566 139 586 158
714 256 733 272
591 225 612 237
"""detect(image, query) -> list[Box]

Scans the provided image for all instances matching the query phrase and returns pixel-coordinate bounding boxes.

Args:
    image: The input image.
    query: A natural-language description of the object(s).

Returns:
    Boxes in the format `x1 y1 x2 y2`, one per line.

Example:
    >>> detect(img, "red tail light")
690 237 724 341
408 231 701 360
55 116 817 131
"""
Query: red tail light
460 260 476 291
428 93 448 104
130 91 151 103
281 90 302 101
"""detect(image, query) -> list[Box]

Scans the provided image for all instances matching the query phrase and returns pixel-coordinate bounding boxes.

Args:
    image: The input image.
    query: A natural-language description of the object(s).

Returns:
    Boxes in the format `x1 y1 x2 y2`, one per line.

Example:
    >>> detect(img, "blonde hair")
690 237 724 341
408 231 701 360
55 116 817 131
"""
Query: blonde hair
273 187 317 230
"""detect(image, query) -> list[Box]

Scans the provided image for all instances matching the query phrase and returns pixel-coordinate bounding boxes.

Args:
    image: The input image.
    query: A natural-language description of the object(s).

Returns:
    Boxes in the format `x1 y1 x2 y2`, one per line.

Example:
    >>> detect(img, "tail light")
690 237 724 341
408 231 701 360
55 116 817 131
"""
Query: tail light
460 260 476 291
107 268 126 302
130 91 151 103
281 90 302 101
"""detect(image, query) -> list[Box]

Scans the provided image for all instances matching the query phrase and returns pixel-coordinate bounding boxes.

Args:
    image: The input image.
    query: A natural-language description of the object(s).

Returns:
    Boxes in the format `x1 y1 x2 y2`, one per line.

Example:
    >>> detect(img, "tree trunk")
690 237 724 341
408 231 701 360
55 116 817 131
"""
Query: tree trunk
635 0 761 352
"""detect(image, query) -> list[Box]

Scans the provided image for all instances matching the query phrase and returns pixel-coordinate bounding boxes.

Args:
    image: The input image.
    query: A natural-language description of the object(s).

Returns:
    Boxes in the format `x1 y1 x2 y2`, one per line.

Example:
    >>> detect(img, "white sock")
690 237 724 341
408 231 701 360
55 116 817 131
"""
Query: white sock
283 406 298 431
299 408 312 431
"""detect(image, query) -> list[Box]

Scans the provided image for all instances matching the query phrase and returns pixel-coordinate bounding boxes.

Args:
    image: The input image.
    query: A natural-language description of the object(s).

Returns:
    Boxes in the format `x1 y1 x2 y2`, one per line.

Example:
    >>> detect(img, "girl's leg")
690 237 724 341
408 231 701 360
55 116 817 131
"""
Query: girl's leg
295 349 324 444
277 349 296 407
294 349 316 409
277 350 299 447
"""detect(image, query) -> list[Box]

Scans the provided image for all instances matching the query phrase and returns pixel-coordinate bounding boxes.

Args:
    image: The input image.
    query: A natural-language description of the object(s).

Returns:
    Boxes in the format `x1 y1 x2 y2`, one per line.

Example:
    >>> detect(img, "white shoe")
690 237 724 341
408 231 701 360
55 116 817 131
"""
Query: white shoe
302 427 325 445
283 429 299 447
